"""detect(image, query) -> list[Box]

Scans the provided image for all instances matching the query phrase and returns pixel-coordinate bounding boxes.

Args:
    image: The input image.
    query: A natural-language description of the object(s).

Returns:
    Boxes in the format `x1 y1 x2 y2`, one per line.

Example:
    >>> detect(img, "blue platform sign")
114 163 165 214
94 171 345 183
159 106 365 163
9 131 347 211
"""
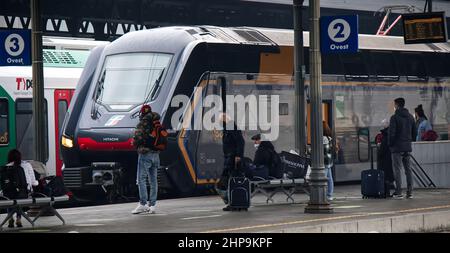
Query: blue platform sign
0 29 31 66
320 15 358 54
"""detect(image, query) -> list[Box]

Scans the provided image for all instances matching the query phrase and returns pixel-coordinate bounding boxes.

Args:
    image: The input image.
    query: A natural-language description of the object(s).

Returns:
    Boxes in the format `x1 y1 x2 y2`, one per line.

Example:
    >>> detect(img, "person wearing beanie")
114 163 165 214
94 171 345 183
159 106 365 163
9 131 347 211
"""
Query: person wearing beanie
131 104 161 214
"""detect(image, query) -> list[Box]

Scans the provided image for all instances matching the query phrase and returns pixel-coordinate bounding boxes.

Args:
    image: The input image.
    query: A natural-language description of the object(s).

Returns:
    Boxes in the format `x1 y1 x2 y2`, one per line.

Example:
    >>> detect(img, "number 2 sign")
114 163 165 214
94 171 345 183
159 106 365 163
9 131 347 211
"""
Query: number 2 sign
0 30 31 66
320 15 358 54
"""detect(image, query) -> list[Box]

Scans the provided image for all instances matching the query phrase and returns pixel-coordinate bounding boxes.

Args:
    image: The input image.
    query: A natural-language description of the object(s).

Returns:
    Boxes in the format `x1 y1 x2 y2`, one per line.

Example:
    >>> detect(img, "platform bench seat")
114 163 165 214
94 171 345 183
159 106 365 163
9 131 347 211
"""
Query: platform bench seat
250 177 310 203
0 194 69 230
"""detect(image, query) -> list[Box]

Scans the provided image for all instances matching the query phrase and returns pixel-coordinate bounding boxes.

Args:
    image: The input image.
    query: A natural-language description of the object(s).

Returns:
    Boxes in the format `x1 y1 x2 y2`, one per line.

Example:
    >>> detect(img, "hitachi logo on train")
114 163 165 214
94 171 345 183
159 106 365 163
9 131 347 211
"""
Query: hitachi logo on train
16 78 32 90
103 137 120 142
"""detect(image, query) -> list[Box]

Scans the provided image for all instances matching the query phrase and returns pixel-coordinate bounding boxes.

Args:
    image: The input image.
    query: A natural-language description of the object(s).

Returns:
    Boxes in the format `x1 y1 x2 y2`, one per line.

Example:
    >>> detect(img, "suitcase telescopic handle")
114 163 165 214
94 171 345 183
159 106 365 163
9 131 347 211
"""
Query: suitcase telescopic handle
370 145 376 170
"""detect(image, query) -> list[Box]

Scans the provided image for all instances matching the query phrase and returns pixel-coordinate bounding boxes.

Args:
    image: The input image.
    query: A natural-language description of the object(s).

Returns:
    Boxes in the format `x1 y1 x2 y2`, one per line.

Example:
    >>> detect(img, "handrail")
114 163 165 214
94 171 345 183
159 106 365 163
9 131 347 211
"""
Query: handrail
409 154 437 188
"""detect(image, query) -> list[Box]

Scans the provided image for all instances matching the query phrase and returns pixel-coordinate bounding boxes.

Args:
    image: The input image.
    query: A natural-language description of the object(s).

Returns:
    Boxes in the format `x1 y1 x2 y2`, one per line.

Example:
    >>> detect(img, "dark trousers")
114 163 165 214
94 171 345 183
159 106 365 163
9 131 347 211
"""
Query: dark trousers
217 155 235 190
392 152 413 195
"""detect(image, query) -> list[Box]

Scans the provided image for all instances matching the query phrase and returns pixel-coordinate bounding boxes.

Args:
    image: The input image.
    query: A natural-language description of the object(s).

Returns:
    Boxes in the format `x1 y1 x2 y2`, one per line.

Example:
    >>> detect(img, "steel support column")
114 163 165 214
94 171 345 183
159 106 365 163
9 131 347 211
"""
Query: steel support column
304 0 333 214
293 0 306 156
31 0 46 162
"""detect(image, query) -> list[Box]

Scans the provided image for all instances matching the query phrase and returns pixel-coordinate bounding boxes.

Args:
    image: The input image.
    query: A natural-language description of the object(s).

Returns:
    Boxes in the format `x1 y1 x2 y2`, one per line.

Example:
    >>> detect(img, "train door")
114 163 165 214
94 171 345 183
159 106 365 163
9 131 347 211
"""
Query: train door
192 75 225 186
15 98 49 161
306 100 333 145
54 89 73 176
0 96 14 166
306 100 335 178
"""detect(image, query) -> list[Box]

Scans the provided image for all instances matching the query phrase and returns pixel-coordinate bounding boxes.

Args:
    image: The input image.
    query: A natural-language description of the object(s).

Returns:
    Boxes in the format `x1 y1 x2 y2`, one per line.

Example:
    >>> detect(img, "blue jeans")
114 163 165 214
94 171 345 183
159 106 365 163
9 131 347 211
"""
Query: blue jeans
137 152 159 206
325 167 334 198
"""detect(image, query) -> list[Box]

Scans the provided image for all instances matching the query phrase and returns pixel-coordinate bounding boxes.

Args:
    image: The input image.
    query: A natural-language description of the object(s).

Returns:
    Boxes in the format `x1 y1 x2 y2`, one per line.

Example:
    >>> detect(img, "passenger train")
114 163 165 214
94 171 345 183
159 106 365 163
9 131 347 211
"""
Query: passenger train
60 26 450 199
0 37 107 176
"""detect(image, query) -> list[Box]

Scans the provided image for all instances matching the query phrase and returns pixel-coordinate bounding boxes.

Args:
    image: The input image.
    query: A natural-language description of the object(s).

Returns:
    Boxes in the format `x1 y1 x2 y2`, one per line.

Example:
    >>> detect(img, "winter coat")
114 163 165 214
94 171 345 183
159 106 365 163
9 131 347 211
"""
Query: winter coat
253 141 275 168
222 122 245 158
6 161 38 192
376 128 394 183
133 112 160 150
415 117 432 141
323 136 333 169
388 108 416 153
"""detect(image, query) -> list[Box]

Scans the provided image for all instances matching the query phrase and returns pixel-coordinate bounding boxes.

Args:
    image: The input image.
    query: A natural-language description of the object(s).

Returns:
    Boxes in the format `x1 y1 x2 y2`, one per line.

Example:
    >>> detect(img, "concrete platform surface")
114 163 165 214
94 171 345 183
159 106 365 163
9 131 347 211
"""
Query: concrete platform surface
2 185 450 233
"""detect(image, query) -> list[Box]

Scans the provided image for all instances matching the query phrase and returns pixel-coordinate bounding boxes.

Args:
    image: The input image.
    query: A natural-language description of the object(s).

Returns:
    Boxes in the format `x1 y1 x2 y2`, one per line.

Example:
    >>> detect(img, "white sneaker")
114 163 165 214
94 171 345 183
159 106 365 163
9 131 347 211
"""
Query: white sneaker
327 197 333 202
148 206 156 214
132 204 150 214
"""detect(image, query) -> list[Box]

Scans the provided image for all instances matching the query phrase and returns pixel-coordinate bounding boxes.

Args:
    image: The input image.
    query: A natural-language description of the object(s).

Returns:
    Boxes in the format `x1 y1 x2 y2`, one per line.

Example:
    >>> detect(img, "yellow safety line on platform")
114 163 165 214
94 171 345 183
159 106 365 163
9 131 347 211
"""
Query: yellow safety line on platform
202 204 450 233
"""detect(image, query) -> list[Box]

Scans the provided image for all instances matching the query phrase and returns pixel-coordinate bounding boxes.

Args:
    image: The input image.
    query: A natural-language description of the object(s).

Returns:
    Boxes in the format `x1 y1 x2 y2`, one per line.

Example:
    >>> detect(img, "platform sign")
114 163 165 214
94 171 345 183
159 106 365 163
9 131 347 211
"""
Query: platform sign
402 12 448 44
320 15 358 54
0 29 31 66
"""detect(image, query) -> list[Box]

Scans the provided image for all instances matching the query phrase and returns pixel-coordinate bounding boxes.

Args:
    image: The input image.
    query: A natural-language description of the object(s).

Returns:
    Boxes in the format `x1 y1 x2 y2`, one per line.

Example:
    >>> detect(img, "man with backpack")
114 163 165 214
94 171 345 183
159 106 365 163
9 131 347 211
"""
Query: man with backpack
131 104 167 214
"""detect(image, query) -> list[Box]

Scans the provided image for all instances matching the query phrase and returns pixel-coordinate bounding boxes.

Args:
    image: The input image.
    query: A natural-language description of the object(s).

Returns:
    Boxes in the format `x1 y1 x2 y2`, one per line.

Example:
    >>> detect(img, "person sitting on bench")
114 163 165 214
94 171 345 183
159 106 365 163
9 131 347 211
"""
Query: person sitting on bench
251 134 282 179
1 149 36 228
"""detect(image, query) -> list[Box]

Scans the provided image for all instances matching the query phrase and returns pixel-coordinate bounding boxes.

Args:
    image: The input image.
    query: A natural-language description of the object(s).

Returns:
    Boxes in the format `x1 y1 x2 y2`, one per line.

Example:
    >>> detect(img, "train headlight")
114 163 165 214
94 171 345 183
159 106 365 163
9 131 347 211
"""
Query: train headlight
62 135 74 148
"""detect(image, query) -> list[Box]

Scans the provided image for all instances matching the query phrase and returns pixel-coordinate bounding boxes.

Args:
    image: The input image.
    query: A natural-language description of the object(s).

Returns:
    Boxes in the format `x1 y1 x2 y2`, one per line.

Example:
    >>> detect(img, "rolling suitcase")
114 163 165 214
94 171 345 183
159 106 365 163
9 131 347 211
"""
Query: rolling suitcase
361 146 385 198
228 176 250 211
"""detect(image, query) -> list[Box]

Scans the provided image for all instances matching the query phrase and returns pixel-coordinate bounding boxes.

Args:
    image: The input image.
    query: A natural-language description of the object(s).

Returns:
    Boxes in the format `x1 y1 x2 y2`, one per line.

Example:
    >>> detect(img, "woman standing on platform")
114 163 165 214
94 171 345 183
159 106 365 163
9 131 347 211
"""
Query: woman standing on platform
414 105 433 141
323 121 334 202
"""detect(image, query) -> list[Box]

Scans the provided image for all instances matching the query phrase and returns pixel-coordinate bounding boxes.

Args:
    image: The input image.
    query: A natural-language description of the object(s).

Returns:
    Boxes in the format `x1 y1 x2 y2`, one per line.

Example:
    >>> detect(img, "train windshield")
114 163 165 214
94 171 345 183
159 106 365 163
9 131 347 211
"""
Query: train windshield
95 52 172 110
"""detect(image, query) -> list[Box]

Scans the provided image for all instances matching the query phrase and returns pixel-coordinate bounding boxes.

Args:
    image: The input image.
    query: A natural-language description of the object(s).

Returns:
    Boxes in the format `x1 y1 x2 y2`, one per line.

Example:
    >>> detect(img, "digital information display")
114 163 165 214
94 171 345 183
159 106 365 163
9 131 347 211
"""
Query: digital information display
402 12 448 44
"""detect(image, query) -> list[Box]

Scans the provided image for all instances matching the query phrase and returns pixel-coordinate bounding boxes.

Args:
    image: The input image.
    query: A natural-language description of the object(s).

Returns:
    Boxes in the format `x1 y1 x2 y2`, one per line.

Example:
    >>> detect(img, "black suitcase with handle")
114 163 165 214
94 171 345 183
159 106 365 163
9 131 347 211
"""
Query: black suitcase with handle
361 146 385 198
228 176 250 211
227 160 250 211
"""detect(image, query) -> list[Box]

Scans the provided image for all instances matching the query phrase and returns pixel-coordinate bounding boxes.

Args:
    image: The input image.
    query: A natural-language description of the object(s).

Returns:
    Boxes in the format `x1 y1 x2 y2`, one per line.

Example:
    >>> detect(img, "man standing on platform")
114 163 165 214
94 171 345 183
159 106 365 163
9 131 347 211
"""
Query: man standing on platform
388 97 416 199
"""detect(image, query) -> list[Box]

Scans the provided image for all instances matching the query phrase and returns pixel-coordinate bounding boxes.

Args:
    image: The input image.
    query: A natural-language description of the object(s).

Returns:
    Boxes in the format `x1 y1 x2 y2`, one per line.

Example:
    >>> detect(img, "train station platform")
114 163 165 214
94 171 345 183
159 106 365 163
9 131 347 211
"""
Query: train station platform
2 185 450 233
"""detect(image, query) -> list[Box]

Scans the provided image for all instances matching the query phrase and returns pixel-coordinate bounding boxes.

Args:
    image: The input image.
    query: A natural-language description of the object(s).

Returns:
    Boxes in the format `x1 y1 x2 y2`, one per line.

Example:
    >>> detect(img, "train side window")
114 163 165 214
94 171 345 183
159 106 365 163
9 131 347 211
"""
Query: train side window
370 51 399 81
58 100 68 131
424 53 447 78
357 127 370 162
279 103 289 115
15 99 49 161
340 53 369 81
322 53 343 75
0 98 9 145
401 53 428 82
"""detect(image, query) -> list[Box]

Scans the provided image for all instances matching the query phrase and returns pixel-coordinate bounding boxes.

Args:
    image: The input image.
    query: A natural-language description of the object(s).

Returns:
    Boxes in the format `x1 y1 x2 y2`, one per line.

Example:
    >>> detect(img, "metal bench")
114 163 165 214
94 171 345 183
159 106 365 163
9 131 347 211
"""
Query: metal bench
250 176 310 203
0 194 69 230
250 152 311 203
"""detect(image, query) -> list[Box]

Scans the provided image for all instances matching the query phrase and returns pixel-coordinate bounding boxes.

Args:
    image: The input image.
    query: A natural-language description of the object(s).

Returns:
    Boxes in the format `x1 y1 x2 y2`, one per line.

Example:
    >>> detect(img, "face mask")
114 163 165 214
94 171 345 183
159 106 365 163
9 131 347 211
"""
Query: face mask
254 144 260 149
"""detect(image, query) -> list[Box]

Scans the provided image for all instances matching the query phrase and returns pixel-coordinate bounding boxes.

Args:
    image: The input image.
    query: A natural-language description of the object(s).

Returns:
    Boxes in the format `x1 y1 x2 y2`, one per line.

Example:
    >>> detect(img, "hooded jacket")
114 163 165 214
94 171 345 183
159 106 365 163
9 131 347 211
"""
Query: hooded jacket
388 107 416 153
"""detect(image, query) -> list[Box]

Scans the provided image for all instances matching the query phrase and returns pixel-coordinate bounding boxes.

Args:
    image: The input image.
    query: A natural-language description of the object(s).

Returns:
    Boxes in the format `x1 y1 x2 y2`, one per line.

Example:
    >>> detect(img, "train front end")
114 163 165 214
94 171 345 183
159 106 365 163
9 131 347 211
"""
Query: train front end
60 28 197 200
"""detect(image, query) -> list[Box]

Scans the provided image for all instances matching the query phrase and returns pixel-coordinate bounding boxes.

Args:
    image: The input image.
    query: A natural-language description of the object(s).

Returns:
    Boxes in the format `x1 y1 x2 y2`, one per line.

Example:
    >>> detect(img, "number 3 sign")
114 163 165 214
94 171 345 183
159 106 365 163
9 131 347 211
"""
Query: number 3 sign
0 29 31 66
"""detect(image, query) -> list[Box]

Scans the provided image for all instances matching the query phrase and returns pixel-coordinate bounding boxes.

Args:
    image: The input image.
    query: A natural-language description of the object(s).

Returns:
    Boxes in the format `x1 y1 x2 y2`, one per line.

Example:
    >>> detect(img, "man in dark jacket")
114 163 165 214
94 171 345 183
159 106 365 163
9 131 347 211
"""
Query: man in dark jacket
218 113 245 211
388 97 416 199
251 134 281 179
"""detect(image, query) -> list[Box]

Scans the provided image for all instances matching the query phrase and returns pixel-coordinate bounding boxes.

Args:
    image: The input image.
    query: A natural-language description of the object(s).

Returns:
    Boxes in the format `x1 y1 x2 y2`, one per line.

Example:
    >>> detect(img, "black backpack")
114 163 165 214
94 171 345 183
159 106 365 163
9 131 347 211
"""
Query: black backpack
45 176 68 197
269 150 283 178
0 165 28 199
